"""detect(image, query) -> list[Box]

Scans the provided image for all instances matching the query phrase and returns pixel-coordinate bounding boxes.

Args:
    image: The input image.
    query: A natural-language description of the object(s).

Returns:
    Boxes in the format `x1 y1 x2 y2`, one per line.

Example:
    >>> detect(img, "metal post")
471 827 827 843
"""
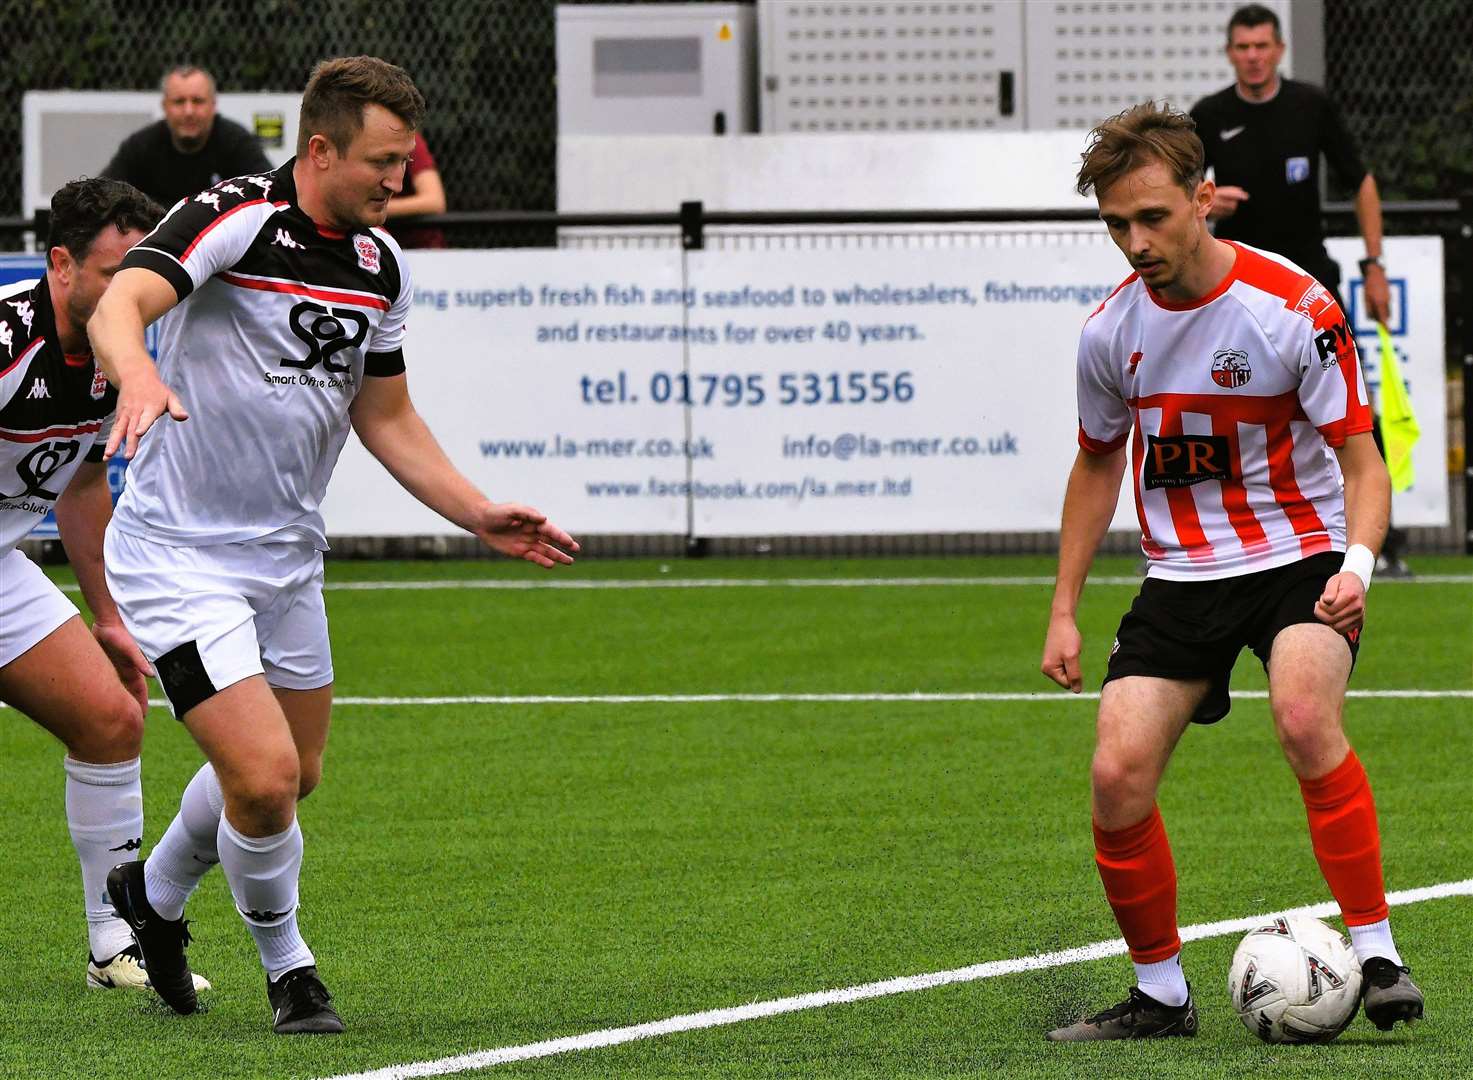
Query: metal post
679 201 708 557
1461 195 1473 554
680 200 705 253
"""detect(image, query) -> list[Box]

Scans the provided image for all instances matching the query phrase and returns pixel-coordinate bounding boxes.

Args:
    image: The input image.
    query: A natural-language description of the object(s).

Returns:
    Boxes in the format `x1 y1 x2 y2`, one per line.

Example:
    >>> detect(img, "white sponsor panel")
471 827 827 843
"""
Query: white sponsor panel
682 244 1128 535
1327 235 1447 526
320 238 1447 537
320 250 688 536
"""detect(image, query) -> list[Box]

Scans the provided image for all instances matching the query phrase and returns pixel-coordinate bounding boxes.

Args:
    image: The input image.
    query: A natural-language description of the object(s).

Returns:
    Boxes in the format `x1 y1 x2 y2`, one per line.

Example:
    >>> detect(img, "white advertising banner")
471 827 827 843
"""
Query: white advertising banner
1327 236 1447 527
321 249 689 536
320 236 1448 537
681 243 1128 536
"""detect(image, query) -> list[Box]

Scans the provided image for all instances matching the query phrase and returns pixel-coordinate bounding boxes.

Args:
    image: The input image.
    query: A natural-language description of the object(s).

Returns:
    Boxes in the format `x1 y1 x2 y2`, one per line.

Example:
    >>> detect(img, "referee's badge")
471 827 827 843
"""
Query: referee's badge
353 233 381 273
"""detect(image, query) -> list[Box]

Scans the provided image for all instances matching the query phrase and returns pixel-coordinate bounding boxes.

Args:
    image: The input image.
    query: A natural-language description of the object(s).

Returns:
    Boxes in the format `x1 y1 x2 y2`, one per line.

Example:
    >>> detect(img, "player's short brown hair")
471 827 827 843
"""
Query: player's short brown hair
297 56 425 156
47 178 164 267
1075 102 1205 199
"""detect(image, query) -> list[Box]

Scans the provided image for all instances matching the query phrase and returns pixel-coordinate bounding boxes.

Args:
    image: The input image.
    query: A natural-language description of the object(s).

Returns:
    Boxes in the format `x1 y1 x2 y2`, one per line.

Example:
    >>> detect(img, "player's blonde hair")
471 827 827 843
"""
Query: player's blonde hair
1075 102 1205 198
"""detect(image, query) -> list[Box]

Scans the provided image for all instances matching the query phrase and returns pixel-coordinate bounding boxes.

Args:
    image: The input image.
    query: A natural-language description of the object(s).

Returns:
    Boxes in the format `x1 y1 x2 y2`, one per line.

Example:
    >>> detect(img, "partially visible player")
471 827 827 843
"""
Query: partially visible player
88 56 578 1034
0 177 210 992
1040 102 1422 1040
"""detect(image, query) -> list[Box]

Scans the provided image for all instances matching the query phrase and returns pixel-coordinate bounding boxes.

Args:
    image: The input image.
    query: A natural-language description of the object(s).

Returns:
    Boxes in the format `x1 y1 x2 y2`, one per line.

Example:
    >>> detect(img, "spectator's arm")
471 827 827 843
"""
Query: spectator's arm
387 166 446 218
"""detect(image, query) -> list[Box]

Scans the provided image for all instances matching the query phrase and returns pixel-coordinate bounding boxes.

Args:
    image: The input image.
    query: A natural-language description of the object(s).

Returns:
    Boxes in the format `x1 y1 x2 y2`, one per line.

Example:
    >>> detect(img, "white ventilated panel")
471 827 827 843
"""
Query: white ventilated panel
1025 0 1293 129
759 1 1026 133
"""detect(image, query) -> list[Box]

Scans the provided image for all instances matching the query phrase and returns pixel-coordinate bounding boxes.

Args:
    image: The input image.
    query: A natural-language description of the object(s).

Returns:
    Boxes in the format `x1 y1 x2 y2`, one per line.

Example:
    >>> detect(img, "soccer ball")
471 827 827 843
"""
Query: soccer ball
1228 915 1363 1043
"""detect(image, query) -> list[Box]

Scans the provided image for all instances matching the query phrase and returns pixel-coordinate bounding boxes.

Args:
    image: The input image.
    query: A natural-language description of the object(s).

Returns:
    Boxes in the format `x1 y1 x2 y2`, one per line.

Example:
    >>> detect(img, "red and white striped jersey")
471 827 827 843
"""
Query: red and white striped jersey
1076 241 1372 580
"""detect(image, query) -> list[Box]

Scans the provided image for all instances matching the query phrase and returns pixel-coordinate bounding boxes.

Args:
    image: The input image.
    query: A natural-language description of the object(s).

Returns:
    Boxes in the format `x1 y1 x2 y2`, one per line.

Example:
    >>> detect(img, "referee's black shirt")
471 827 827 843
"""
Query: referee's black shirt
1190 79 1367 270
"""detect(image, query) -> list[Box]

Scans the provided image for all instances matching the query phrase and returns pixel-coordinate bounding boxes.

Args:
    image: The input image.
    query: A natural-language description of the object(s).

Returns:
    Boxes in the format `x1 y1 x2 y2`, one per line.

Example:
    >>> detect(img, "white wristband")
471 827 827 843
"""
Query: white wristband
1341 544 1374 593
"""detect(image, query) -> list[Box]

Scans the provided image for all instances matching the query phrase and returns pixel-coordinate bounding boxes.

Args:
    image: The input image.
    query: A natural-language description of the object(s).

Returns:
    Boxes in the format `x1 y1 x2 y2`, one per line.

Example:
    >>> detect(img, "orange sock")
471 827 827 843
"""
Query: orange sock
1299 749 1389 926
1093 805 1180 963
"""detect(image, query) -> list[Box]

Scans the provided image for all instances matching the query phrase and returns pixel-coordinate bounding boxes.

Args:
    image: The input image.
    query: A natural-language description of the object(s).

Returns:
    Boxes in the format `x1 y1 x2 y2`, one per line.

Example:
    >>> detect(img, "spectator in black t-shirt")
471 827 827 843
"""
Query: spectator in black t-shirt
1192 4 1409 576
103 66 272 209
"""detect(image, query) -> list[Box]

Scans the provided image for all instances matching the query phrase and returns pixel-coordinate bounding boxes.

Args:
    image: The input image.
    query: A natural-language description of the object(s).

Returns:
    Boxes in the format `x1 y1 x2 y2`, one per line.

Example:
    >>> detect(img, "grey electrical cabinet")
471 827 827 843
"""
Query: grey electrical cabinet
556 3 759 135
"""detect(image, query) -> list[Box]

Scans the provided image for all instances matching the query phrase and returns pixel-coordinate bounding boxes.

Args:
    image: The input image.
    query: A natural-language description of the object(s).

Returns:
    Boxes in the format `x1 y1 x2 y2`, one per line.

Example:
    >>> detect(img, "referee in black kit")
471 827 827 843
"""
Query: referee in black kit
1191 3 1410 575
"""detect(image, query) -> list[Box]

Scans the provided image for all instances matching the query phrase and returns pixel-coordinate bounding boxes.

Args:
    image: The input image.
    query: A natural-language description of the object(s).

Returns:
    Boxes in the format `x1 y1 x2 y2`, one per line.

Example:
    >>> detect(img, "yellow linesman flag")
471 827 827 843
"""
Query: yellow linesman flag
1374 323 1419 492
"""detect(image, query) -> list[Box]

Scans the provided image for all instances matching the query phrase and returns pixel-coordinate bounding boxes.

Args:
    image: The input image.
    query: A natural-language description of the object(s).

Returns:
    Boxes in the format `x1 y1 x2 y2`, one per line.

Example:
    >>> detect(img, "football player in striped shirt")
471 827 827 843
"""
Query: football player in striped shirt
1041 102 1422 1040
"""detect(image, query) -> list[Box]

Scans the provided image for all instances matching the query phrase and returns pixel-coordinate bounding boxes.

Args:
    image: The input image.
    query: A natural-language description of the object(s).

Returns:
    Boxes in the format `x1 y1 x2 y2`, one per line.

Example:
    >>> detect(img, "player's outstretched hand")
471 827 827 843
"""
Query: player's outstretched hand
1041 613 1085 694
472 502 580 568
93 620 154 716
1314 571 1365 636
104 374 188 460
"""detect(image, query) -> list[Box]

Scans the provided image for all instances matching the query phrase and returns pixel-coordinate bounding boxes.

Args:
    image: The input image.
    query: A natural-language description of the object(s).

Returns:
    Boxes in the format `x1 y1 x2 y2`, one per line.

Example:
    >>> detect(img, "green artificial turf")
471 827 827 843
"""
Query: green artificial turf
6 555 1470 1079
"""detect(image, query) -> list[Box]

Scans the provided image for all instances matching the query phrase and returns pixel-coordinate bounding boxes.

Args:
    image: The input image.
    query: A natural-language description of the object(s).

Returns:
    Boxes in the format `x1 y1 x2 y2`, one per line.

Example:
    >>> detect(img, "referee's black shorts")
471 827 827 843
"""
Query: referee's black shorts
1103 551 1361 725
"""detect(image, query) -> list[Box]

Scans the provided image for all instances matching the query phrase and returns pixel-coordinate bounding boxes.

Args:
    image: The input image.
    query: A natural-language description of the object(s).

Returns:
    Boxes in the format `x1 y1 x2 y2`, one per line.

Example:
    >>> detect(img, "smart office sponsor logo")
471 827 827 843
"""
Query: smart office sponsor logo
263 370 357 390
0 439 80 500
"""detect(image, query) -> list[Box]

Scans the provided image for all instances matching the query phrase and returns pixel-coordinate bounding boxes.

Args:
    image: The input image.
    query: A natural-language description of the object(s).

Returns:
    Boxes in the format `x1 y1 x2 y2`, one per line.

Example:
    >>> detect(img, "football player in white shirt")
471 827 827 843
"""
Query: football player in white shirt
88 58 577 1034
0 178 212 994
1040 102 1421 1040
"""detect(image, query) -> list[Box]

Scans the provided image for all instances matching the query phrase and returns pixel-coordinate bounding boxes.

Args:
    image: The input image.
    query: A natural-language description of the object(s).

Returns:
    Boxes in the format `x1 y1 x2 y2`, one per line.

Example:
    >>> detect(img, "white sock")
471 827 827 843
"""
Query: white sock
64 756 143 961
143 763 224 921
1135 952 1189 1006
218 815 315 980
1348 919 1403 966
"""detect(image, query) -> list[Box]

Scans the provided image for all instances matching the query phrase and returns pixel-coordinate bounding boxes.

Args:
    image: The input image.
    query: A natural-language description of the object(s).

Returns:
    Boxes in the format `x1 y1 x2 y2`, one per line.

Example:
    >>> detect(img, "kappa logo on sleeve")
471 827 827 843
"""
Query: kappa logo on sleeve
195 191 223 212
6 298 33 332
1143 434 1232 489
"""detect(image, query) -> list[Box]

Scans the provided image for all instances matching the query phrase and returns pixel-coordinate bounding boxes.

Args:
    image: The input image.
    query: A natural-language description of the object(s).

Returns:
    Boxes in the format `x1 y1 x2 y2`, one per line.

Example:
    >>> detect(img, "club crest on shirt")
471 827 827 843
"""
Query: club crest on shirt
90 365 110 400
353 233 381 273
1210 348 1252 388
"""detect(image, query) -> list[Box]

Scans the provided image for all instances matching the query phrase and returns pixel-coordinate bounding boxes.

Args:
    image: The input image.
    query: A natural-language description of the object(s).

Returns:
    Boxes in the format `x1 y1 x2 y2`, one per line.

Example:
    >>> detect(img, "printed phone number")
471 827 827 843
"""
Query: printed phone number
580 370 916 407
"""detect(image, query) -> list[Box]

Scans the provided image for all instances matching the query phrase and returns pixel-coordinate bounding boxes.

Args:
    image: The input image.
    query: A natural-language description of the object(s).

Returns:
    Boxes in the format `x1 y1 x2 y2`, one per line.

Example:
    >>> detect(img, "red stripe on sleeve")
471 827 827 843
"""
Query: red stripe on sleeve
1078 426 1128 455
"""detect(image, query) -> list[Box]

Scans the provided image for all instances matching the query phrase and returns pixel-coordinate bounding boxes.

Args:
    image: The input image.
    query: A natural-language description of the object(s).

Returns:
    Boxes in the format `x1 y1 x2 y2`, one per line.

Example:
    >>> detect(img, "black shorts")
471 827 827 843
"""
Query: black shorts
1103 551 1360 725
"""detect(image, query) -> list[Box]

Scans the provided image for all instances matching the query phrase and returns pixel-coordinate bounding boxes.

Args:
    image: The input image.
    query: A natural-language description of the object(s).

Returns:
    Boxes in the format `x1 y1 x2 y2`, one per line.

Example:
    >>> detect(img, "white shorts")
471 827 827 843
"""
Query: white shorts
0 547 80 669
104 526 333 716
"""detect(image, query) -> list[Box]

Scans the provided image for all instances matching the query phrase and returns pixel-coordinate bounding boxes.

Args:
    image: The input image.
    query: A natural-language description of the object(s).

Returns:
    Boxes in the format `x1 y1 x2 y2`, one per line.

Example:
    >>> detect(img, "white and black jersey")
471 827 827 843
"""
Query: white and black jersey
113 160 413 549
0 276 116 555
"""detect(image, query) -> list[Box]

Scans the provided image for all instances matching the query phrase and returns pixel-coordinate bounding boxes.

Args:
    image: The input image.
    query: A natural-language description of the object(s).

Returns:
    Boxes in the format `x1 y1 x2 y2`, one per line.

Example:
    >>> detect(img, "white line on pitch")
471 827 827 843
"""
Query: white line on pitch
9 689 1466 714
318 877 1473 1080
129 689 1473 708
50 573 1473 594
269 688 1473 706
